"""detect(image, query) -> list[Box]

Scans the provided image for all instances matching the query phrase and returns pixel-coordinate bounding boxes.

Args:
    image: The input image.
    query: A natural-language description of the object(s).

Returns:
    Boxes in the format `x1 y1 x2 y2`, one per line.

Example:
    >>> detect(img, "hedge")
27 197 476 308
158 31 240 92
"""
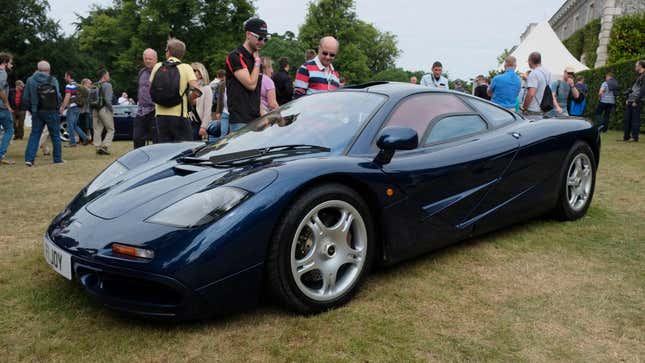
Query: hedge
576 57 644 130
563 19 601 67
608 12 645 64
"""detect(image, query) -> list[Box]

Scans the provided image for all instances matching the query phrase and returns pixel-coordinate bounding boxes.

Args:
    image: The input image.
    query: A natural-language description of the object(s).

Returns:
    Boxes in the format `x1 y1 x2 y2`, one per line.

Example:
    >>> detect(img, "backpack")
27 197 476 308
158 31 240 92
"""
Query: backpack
540 84 554 112
88 82 104 109
37 76 58 111
150 61 184 107
76 85 88 108
538 70 554 112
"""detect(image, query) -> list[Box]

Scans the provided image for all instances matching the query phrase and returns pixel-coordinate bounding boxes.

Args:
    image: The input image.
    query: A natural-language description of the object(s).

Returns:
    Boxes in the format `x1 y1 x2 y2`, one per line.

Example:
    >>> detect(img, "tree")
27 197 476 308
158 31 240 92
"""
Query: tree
298 0 400 83
496 48 512 66
260 33 307 77
77 0 255 98
0 0 62 81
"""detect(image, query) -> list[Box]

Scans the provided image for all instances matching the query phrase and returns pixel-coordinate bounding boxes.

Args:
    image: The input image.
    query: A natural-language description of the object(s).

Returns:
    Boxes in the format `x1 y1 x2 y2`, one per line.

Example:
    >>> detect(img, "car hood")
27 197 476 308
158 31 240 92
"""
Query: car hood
84 160 278 220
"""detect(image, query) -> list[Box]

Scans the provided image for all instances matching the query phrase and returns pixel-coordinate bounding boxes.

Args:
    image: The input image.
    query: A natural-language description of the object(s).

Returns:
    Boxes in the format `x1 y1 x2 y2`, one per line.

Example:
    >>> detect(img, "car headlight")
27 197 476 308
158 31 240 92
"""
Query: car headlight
86 161 128 195
146 186 250 228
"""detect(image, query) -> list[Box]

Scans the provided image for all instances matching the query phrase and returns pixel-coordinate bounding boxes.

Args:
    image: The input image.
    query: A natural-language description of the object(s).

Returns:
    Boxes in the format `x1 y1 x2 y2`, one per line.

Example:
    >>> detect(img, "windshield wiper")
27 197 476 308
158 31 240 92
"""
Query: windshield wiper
208 144 330 166
177 145 330 166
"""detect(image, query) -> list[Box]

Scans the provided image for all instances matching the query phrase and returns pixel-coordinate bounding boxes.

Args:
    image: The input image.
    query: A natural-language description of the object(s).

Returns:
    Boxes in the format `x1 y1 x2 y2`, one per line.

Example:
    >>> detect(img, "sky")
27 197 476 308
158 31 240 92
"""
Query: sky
48 0 565 80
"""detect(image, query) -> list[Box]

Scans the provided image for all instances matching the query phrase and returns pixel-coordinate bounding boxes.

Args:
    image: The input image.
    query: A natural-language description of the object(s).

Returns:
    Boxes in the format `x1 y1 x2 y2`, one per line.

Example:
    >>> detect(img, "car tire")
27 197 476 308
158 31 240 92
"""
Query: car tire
554 141 596 221
267 183 375 314
60 120 69 142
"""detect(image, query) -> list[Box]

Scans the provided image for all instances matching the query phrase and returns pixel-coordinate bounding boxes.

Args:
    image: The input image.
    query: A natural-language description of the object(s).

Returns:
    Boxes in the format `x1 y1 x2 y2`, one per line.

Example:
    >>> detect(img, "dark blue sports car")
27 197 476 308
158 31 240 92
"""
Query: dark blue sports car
44 83 600 319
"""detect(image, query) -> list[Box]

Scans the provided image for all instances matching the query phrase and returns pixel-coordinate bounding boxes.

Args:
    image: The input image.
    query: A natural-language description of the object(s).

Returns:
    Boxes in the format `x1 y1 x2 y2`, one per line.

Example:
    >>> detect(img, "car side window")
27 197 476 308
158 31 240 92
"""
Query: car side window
423 115 487 145
385 93 471 138
462 97 516 127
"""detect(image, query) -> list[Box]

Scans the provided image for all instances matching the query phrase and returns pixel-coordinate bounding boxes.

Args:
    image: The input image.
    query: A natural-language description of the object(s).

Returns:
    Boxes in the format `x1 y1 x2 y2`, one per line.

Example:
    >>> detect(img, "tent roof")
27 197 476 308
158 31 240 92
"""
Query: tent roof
504 21 589 76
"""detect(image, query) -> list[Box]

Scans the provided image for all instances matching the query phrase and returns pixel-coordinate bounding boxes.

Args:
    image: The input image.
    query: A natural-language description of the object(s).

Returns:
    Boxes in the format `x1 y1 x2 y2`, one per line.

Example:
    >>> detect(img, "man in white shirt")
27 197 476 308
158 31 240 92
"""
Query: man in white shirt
521 52 551 116
420 61 449 90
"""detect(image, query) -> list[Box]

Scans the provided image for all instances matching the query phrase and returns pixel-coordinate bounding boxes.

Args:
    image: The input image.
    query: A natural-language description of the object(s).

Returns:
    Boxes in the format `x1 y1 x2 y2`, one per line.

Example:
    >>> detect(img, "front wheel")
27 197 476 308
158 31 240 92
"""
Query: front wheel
554 141 596 220
267 184 374 313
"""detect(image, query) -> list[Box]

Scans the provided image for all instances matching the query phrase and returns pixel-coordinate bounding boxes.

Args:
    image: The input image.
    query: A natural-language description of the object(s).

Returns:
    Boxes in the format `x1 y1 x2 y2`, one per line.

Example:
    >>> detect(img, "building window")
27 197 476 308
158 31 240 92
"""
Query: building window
574 14 580 31
586 3 595 23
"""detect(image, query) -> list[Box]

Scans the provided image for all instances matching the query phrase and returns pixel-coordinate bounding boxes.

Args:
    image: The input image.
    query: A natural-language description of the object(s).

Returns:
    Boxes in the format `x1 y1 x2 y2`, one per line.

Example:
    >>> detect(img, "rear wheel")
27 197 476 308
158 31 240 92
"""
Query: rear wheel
267 184 374 313
554 141 596 220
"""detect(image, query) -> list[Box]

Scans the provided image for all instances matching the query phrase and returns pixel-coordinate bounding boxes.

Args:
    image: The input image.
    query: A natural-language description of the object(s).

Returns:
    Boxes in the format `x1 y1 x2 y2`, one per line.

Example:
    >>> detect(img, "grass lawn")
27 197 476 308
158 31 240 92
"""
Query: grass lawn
0 131 643 362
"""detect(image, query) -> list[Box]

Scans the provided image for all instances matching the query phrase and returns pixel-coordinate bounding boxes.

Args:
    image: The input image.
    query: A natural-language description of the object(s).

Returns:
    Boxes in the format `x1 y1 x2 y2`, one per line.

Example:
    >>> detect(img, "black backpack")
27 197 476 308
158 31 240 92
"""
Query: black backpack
37 76 58 111
150 61 184 107
539 71 554 112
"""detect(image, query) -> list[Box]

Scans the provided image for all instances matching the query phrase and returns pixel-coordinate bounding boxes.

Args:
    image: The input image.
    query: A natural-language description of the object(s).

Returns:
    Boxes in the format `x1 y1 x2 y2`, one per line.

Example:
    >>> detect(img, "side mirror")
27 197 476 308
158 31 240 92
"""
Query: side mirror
374 126 418 165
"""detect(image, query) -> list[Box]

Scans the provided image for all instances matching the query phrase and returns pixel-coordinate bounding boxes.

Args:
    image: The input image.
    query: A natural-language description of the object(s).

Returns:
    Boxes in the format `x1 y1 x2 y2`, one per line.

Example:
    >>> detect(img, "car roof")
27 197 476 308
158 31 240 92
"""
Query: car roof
340 81 463 100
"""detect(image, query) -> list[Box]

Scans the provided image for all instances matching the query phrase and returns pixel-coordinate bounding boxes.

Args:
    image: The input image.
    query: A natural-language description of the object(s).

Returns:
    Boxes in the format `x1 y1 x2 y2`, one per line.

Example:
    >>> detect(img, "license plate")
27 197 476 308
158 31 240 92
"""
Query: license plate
43 235 72 280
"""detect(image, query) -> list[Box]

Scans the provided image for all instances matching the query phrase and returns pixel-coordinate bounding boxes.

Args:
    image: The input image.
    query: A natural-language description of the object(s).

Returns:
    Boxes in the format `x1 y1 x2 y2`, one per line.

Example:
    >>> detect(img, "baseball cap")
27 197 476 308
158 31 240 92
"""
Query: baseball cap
564 66 575 73
244 18 268 37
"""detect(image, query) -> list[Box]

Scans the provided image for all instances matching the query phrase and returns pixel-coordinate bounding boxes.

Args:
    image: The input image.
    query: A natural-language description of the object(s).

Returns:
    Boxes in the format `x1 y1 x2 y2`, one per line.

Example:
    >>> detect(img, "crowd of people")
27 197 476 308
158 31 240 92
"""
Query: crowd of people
0 18 644 166
411 53 644 141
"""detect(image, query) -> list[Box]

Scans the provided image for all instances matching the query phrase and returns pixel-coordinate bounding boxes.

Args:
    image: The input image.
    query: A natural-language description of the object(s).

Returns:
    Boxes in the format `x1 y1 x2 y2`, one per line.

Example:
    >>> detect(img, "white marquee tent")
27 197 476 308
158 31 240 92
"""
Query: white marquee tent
503 21 589 76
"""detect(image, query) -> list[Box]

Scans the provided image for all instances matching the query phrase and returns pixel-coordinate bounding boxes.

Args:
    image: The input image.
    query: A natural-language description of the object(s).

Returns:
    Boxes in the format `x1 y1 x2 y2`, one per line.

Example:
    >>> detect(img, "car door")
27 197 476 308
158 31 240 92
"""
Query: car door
378 93 519 258
458 97 564 234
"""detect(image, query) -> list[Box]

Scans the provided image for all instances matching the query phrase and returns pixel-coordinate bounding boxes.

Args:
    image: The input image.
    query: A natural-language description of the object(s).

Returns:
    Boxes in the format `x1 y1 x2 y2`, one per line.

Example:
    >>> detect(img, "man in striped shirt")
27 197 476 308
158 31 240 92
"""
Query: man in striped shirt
293 36 341 99
60 71 88 147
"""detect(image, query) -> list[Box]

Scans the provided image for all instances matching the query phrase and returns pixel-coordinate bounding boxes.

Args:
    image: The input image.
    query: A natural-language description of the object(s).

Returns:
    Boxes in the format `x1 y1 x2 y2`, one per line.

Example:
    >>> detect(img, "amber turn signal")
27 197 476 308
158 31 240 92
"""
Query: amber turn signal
112 243 154 259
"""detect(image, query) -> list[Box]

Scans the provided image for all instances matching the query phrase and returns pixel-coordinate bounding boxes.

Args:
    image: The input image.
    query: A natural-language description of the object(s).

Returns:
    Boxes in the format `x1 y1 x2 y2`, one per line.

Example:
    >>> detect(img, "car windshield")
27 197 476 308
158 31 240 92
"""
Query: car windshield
195 92 386 158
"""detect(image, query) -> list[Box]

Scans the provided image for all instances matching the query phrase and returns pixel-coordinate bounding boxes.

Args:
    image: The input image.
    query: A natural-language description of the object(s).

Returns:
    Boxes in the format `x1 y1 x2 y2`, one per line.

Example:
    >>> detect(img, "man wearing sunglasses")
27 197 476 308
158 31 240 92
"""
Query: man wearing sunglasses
293 36 341 99
225 17 269 133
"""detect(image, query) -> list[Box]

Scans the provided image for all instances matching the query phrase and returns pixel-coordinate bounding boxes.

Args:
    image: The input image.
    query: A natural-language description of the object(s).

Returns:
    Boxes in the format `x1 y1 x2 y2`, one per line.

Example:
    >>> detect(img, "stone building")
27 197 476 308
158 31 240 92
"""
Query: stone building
549 0 645 68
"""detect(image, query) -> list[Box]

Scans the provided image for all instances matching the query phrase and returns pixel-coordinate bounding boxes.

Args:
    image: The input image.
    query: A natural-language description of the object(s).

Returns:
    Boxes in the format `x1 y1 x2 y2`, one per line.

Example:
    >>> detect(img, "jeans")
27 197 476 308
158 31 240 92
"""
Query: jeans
66 106 87 145
25 111 62 163
228 120 246 133
0 110 13 158
623 103 642 141
133 111 157 148
595 102 614 132
208 112 229 142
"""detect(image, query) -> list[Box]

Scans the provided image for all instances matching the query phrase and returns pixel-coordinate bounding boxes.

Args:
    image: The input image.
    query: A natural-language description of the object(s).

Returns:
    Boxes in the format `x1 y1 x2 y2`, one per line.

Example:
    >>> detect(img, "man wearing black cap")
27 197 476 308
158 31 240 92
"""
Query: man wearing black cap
225 18 269 132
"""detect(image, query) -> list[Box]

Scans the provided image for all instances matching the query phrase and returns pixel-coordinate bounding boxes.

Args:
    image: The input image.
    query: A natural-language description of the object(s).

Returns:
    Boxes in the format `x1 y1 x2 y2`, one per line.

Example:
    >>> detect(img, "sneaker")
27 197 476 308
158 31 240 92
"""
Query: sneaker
626 139 639 143
0 158 15 165
97 147 110 155
25 161 33 167
53 160 66 165
64 144 77 148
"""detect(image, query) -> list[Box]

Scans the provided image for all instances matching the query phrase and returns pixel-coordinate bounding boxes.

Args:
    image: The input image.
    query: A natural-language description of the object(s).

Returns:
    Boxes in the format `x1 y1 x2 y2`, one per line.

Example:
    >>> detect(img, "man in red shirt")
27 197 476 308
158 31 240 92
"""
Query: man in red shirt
293 36 341 99
11 80 25 139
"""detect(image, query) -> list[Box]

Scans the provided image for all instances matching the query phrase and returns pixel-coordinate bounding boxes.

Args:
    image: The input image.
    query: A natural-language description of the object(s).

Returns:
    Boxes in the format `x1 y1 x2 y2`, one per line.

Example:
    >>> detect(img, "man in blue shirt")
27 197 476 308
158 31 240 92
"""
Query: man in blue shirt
488 56 521 111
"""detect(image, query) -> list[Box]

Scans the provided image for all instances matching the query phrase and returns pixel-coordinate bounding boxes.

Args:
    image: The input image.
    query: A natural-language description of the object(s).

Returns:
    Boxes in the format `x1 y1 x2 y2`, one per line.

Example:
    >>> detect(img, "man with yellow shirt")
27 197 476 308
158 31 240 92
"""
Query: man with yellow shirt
150 38 199 142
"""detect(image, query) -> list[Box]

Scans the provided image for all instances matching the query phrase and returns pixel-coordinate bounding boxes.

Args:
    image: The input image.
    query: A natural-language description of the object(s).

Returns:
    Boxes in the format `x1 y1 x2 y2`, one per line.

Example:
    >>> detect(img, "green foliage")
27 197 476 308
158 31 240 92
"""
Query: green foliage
77 0 254 97
0 0 59 80
608 13 645 64
496 48 512 66
576 57 644 130
370 68 411 83
260 33 307 78
562 19 600 67
298 0 400 83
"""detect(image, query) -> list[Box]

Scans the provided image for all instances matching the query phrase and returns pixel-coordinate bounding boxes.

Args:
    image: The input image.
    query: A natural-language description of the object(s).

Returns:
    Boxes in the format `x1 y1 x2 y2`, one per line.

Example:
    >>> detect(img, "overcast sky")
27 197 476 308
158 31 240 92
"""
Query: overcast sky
49 0 564 80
